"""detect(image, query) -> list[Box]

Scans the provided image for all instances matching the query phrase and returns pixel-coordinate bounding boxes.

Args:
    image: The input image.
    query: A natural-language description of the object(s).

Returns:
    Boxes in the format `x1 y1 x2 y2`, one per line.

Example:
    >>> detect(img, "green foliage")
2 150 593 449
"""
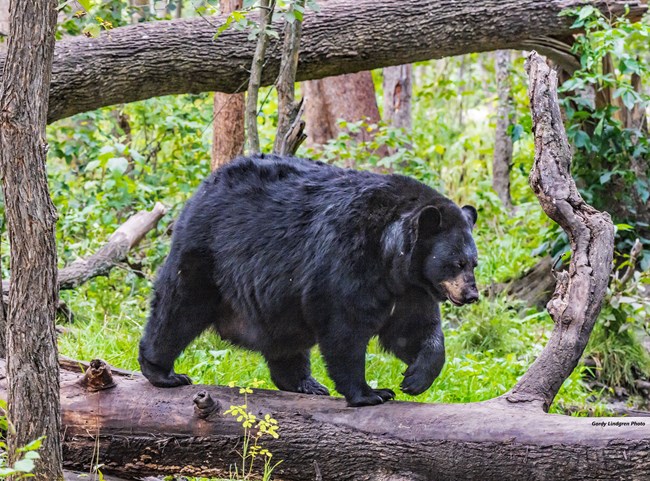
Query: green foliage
559 6 650 260
586 267 650 390
223 386 281 481
0 401 43 479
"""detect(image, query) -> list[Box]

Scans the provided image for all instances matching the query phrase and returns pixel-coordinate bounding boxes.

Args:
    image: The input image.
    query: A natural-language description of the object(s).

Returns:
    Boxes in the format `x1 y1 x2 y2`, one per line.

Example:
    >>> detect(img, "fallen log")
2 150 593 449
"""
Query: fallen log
0 359 647 481
0 356 650 481
0 0 645 123
1 202 167 296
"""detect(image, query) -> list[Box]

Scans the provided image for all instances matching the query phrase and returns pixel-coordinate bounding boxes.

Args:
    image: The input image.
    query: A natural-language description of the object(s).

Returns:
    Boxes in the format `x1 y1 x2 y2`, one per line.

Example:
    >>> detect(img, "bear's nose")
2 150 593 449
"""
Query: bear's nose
463 289 479 304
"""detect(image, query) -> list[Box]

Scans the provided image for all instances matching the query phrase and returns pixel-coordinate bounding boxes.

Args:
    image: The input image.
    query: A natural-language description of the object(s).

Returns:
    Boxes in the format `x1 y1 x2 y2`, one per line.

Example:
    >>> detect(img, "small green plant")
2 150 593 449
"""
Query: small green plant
224 382 281 481
586 241 650 390
0 400 44 479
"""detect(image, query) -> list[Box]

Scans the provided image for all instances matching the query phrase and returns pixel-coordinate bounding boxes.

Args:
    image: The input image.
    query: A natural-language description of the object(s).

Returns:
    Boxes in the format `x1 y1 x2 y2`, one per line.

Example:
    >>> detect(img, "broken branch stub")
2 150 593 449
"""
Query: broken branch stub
505 52 615 411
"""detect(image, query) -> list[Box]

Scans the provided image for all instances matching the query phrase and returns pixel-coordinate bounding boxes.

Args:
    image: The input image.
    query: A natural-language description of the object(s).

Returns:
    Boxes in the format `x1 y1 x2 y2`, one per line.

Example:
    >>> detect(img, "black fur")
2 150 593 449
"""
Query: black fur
139 155 479 406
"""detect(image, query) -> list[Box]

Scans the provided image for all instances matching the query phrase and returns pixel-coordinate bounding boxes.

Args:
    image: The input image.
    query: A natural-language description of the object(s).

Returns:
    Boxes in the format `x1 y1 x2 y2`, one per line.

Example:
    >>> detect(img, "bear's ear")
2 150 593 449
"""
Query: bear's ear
412 205 442 242
462 205 478 229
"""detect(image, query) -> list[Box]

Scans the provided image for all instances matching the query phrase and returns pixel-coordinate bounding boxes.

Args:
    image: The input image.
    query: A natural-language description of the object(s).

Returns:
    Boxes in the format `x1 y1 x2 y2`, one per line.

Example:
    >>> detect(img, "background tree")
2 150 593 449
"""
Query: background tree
303 72 388 163
383 64 413 131
493 50 515 212
0 0 63 478
211 0 245 170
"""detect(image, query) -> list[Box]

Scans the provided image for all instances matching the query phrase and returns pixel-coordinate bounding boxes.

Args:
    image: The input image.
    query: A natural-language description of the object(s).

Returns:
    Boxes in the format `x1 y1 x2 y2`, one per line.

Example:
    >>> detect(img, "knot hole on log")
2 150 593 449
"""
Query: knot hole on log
79 359 117 392
193 390 221 419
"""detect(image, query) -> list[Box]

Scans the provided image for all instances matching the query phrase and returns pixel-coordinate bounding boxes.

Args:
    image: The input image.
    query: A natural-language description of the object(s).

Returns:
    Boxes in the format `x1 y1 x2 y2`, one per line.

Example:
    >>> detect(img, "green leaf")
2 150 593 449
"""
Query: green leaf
573 130 590 149
19 438 43 452
85 160 101 172
13 458 36 473
615 223 634 231
599 171 613 184
106 157 129 175
78 0 92 11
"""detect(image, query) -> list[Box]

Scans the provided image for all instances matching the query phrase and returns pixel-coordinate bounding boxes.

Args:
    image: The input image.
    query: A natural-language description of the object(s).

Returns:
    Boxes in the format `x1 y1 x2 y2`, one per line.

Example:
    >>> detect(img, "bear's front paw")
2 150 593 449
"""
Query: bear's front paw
400 364 435 396
296 376 330 396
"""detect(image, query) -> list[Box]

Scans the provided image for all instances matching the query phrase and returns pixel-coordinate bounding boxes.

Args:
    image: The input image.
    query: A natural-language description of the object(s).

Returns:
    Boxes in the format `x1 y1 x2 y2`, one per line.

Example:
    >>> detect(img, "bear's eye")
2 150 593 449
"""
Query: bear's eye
456 261 465 269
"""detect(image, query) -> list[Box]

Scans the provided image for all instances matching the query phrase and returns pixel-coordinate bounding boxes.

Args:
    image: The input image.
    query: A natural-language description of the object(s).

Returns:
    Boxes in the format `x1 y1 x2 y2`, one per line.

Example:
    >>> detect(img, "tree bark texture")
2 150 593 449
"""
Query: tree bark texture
382 64 412 132
0 0 644 124
211 0 245 170
0 0 62 478
245 0 274 154
1 202 167 298
1 359 647 481
303 71 387 163
492 50 515 212
505 52 615 411
273 0 306 155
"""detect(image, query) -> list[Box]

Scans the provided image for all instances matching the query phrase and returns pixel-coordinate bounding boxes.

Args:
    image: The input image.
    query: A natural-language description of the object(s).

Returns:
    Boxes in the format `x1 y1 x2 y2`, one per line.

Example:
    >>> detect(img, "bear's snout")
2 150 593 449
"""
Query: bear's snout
440 275 479 306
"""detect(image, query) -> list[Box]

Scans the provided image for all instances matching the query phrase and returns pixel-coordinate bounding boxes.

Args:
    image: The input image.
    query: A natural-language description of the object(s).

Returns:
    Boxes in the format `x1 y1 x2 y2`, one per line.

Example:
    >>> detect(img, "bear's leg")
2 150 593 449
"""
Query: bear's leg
266 351 329 396
395 321 445 396
378 301 445 396
319 330 395 407
139 251 220 388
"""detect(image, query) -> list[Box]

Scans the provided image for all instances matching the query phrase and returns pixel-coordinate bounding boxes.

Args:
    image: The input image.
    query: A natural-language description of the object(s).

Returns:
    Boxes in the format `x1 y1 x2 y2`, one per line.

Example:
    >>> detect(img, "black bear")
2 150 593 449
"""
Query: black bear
139 154 479 407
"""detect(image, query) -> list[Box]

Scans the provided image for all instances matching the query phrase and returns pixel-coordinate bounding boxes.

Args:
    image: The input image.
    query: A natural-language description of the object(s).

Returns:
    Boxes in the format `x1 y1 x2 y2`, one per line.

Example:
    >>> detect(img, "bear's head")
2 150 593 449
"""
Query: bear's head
384 202 479 305
413 203 479 305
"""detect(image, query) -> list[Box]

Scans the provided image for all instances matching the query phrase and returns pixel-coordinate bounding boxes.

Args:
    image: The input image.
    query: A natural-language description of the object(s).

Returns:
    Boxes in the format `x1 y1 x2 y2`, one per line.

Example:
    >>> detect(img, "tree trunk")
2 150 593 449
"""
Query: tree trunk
245 0 274 154
273 0 307 156
0 0 62 478
2 359 647 481
211 0 245 170
493 50 515 211
0 0 642 124
303 71 388 164
303 71 380 146
382 64 412 132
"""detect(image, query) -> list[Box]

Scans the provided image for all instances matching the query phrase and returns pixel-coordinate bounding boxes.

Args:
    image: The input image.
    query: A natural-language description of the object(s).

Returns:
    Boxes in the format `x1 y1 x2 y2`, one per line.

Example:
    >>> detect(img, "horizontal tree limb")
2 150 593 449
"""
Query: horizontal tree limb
2 202 167 296
0 0 645 123
1 359 647 481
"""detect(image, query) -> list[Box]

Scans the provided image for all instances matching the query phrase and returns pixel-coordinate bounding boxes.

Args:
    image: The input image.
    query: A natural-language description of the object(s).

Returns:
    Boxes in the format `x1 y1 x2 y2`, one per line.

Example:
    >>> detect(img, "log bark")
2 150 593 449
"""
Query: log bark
505 52 615 411
1 359 647 481
211 0 245 170
0 0 644 124
0 0 63 478
1 202 167 296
